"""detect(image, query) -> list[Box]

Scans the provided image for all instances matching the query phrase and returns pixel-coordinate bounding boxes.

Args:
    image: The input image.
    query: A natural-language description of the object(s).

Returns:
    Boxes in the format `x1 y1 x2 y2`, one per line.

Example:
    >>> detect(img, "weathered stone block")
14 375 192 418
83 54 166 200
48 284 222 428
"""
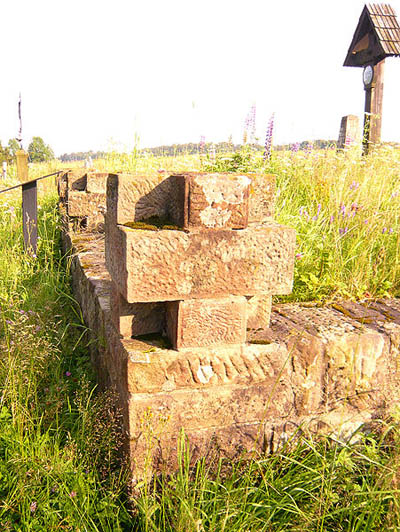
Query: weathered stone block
107 172 275 228
86 172 109 193
105 222 295 302
170 173 250 229
248 173 275 223
166 296 246 349
67 168 88 191
127 342 293 434
246 295 272 331
325 331 387 408
67 190 106 218
110 282 166 338
107 173 171 225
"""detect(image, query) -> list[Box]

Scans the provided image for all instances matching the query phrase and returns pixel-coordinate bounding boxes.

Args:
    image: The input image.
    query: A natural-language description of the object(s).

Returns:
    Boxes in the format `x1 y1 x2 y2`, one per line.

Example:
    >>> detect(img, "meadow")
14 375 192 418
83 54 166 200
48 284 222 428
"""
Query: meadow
1 144 400 530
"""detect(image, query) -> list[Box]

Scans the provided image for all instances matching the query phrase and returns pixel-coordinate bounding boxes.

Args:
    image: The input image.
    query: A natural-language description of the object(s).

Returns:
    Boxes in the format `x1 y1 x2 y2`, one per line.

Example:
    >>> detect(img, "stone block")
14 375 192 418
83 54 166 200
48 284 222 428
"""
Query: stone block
166 296 247 349
67 168 88 191
67 190 106 218
105 222 295 303
337 115 360 151
246 295 272 331
247 173 275 223
169 173 250 230
107 173 171 225
106 172 275 229
110 282 166 338
86 172 109 193
122 340 290 394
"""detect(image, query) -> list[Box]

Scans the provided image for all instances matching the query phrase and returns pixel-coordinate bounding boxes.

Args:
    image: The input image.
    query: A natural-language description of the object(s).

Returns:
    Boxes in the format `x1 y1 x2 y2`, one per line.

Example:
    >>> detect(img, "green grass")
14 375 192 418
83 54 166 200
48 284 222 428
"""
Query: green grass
2 145 400 530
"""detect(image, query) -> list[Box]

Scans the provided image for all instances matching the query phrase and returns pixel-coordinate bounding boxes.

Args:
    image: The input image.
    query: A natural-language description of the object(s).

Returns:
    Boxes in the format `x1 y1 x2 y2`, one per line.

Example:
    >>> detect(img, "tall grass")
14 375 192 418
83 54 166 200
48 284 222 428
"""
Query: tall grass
0 192 130 530
2 145 400 530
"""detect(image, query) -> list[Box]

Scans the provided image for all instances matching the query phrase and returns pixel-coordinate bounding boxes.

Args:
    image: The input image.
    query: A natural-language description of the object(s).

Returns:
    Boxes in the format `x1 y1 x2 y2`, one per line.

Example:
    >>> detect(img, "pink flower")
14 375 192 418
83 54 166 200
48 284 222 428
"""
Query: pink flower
30 501 37 513
65 371 71 377
295 253 304 260
70 491 77 498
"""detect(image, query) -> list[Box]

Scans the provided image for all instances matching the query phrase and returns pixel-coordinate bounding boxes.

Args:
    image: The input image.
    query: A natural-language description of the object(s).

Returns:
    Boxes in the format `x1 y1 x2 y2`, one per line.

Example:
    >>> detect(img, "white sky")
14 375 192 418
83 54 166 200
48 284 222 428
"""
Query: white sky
2 0 400 155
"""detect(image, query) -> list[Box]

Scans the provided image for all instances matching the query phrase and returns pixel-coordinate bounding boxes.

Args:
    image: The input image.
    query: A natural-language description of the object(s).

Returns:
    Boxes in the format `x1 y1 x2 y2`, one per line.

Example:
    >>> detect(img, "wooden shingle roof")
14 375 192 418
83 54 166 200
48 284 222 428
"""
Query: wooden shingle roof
344 3 400 67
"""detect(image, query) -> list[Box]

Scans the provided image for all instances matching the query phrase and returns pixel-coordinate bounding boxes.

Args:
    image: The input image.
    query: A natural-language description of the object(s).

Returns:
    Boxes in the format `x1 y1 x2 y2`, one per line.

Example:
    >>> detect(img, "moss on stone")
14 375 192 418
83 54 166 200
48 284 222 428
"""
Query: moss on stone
123 216 186 232
133 332 172 350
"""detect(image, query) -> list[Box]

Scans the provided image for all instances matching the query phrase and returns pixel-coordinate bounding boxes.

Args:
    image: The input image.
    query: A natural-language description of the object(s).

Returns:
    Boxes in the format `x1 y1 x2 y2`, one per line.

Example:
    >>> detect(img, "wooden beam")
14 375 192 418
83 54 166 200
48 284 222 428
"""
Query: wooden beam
22 180 38 255
16 150 29 183
363 59 385 155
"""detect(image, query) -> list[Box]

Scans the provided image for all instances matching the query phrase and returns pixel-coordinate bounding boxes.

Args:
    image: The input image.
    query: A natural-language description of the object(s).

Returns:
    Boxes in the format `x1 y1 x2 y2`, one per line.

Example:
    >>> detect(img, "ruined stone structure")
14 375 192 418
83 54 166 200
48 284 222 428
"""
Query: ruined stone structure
60 169 400 481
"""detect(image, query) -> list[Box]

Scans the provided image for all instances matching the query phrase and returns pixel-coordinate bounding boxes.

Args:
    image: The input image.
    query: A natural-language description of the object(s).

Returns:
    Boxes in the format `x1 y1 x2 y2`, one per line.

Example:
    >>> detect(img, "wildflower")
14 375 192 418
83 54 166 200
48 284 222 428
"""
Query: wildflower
339 227 348 234
389 227 394 233
65 371 71 377
70 491 77 498
199 136 205 157
5 320 12 325
263 113 275 161
391 191 399 198
329 215 335 224
295 253 304 259
291 142 300 152
30 501 37 513
382 227 387 233
349 181 360 190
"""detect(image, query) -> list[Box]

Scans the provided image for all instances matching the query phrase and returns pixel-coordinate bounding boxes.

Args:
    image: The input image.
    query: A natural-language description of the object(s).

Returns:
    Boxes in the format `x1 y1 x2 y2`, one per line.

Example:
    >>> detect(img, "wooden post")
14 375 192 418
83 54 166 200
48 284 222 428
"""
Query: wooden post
22 180 38 254
16 150 29 182
363 59 385 155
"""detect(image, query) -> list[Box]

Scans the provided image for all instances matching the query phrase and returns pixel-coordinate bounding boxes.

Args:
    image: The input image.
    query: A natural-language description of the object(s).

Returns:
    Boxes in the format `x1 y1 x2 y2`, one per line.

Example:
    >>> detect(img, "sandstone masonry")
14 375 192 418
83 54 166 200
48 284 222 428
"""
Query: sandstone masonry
61 169 400 483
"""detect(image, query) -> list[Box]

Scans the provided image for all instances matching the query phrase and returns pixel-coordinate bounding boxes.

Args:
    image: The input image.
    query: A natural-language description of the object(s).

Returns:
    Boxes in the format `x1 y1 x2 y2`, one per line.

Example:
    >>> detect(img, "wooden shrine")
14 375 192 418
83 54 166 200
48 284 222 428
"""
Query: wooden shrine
344 3 400 154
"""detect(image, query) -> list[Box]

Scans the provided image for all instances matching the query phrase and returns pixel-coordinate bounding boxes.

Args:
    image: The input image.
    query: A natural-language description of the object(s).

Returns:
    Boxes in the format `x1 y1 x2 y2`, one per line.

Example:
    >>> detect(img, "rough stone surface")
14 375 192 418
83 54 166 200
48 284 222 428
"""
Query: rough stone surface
171 173 250 229
165 297 247 349
63 228 400 483
337 115 360 150
86 172 109 193
105 222 295 303
246 295 272 331
106 172 275 228
107 173 171 225
110 282 166 338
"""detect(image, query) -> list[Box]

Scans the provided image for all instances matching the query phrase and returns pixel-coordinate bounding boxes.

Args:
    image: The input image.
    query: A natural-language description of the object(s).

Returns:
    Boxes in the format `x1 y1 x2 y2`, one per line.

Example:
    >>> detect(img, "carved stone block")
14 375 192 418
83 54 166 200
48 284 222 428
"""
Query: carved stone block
105 221 295 302
166 296 247 349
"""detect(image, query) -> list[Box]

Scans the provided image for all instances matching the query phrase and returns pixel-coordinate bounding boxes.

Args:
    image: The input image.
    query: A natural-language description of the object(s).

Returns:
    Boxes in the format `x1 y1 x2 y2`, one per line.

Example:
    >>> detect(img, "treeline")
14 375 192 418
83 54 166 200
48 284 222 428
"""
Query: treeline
59 151 106 162
57 139 340 163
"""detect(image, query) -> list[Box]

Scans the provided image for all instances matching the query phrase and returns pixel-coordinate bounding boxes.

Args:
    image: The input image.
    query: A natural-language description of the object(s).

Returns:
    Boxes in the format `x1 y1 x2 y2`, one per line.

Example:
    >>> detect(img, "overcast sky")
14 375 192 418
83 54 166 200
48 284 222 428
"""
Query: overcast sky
2 0 400 155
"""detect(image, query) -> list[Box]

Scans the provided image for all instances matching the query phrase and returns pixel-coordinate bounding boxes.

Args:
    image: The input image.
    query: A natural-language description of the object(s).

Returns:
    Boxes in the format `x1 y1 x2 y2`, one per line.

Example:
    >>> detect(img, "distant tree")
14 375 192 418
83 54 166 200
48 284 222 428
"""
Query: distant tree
0 142 12 165
8 138 20 158
28 137 54 162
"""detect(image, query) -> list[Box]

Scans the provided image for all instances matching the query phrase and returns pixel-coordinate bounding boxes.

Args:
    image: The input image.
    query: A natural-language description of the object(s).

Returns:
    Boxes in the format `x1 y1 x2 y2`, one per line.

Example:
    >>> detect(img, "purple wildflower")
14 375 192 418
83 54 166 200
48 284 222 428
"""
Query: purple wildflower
65 371 71 377
339 227 348 235
199 135 205 156
389 227 394 233
263 113 275 161
291 142 300 153
329 215 335 224
382 227 387 233
30 501 37 513
70 491 77 498
349 181 360 190
295 253 303 260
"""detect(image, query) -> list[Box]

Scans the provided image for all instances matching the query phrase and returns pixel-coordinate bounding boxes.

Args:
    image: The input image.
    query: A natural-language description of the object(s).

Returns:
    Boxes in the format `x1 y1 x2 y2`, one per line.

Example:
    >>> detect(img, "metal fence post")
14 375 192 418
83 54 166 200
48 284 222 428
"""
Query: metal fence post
22 180 38 254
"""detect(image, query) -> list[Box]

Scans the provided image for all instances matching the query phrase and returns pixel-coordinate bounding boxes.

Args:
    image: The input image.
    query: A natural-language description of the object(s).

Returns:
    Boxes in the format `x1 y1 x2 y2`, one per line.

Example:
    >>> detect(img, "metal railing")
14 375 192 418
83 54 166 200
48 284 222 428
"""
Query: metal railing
0 171 63 254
